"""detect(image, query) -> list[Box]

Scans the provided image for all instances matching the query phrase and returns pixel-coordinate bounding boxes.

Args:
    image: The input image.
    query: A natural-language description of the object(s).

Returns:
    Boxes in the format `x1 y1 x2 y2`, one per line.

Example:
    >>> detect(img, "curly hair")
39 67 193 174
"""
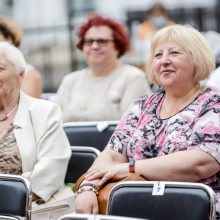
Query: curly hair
76 13 130 57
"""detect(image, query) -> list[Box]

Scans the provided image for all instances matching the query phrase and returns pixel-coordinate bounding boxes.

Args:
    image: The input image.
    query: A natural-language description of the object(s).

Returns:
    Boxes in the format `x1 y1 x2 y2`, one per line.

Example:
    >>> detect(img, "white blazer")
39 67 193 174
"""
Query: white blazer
13 92 71 202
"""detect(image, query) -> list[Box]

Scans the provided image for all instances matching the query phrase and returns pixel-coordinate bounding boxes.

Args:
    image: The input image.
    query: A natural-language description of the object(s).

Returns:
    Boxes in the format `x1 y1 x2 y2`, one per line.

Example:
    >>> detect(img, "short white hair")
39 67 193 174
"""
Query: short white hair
0 42 26 74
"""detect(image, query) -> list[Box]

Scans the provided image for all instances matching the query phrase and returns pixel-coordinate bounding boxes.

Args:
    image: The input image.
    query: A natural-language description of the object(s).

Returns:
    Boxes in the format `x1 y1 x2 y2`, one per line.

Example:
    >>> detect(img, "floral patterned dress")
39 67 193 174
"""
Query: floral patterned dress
106 87 220 217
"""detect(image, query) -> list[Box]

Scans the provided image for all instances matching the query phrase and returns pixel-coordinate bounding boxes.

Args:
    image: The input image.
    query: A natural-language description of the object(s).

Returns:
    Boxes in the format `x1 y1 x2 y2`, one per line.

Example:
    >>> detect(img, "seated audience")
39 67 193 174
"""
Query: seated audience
0 42 73 219
0 16 42 98
74 24 220 215
56 13 151 122
136 3 175 41
131 3 175 65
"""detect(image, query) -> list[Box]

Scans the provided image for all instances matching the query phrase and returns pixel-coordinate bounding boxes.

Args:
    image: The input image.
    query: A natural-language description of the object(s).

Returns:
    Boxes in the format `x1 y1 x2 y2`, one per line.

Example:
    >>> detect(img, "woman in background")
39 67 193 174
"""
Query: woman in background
137 3 175 42
56 13 151 122
0 16 42 98
132 3 175 69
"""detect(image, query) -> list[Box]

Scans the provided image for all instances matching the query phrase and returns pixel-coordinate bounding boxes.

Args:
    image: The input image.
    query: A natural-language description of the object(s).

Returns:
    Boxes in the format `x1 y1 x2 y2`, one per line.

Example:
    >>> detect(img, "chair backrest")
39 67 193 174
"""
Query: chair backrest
58 213 145 220
63 121 118 151
65 146 100 184
107 181 216 220
0 174 32 220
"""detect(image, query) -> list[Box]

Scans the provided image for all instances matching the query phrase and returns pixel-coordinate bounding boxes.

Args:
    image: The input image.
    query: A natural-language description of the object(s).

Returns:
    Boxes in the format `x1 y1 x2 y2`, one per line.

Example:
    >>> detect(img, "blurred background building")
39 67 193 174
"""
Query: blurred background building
0 0 219 92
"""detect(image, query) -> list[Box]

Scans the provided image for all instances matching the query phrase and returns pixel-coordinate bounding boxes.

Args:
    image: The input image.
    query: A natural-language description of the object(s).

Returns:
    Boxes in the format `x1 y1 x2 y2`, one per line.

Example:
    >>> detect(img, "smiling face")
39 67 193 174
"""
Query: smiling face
82 25 119 67
0 53 23 98
152 41 196 91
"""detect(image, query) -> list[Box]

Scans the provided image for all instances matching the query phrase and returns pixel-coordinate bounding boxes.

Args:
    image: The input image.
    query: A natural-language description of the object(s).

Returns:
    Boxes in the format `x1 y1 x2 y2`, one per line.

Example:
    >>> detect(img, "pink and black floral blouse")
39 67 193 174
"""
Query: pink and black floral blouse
106 87 220 188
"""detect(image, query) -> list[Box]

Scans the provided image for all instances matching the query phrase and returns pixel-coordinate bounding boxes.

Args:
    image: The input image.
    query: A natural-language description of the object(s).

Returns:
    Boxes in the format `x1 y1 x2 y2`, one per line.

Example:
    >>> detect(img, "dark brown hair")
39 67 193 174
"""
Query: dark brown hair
0 16 23 47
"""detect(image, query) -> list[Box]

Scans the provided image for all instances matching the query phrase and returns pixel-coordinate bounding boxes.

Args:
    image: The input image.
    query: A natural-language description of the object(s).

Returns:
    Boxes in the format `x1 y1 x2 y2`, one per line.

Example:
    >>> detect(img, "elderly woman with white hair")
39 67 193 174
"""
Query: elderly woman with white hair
0 42 73 219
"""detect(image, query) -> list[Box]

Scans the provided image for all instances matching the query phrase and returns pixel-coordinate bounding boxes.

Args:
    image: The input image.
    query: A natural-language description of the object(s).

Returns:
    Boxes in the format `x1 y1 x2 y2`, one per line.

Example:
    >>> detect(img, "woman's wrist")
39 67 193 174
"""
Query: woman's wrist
79 183 98 190
75 184 98 197
129 160 135 173
32 193 41 201
80 178 101 190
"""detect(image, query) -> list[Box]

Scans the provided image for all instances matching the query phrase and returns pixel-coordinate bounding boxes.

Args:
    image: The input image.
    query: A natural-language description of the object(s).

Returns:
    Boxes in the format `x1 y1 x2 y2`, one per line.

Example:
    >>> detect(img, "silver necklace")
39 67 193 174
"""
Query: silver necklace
0 105 18 122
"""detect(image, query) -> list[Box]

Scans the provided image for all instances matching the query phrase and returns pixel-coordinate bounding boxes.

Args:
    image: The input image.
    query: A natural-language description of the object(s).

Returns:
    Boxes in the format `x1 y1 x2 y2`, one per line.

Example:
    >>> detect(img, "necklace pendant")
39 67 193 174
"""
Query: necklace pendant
0 104 18 122
0 116 8 121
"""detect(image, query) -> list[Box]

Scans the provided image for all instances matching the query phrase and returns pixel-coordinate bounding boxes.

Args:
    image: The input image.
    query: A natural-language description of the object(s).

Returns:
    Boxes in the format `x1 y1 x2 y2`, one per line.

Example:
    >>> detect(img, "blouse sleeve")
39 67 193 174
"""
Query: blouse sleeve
188 99 220 164
105 96 145 157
